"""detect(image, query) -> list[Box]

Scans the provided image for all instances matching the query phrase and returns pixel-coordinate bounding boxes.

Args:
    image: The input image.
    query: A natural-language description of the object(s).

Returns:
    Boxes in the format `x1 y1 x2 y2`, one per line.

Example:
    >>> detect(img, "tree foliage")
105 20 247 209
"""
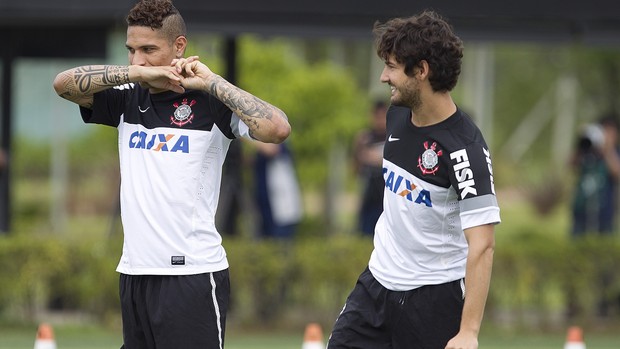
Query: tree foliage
236 36 369 187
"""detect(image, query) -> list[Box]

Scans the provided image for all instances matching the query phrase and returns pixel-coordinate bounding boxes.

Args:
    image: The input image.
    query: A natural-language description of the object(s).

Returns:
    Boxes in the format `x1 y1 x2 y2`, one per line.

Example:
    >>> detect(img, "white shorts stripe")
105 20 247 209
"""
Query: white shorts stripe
210 272 223 349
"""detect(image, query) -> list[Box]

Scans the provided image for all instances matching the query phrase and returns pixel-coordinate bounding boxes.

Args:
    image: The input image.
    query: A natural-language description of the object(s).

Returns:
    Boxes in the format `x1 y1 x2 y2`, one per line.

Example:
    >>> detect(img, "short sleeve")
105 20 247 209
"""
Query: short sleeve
79 84 133 127
448 142 501 228
230 112 251 139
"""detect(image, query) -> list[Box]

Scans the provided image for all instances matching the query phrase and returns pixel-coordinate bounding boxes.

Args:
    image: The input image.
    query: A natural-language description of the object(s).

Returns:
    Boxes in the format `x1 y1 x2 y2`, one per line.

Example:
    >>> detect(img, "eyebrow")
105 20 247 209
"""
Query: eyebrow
385 59 397 67
125 44 159 50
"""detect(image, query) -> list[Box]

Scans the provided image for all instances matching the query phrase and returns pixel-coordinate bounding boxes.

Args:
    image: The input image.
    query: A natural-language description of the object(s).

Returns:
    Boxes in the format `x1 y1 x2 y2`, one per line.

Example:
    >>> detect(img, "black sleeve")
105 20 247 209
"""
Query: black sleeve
209 94 235 139
79 87 129 127
448 141 496 201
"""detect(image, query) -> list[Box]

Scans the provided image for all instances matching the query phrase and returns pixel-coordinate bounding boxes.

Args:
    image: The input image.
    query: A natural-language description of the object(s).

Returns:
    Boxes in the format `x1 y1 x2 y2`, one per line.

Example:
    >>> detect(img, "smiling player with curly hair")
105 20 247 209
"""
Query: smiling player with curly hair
327 11 500 349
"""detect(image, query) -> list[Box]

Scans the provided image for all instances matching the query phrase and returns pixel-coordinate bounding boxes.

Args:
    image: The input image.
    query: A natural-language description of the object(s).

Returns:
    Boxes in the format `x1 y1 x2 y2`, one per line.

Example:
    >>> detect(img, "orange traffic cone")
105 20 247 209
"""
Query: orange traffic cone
302 322 324 349
564 326 586 349
34 323 57 349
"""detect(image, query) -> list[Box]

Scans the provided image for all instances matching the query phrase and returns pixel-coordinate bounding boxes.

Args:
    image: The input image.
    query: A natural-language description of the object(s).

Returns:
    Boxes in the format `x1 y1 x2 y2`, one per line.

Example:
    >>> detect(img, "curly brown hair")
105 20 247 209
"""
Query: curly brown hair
373 10 463 92
126 0 186 43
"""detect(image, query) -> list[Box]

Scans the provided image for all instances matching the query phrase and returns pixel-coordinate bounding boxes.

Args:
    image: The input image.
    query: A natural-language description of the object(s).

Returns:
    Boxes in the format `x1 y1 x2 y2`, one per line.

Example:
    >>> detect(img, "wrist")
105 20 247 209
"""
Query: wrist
204 73 222 93
128 65 143 83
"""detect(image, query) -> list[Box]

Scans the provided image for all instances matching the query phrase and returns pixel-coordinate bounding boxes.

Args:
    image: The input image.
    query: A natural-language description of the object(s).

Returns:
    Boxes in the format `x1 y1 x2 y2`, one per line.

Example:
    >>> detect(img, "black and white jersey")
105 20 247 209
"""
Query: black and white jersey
368 106 501 291
80 84 250 275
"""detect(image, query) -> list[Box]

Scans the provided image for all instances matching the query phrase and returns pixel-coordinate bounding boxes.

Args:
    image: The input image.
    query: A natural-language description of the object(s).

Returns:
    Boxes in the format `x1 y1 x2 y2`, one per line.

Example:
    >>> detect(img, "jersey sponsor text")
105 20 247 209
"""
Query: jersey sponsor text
128 131 190 153
450 149 477 199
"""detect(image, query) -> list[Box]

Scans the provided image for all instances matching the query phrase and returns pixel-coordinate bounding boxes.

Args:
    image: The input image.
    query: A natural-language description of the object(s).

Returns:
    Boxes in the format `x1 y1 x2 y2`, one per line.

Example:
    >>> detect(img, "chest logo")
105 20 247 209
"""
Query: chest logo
170 98 196 127
418 141 443 175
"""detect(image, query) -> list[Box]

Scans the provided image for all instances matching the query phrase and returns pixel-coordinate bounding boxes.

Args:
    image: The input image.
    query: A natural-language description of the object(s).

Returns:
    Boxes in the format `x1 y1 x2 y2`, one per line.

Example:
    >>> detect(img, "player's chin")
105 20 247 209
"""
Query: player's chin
390 96 404 107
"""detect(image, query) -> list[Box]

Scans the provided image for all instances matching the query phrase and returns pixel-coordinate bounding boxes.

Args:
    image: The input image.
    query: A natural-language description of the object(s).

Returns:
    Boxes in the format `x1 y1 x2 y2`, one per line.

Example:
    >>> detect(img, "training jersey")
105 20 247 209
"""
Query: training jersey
368 106 501 291
80 83 250 275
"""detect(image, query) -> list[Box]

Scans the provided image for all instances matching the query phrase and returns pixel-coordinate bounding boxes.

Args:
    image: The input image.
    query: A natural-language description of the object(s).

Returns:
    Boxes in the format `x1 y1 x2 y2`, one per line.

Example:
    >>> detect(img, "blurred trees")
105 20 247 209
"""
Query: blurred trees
236 36 368 188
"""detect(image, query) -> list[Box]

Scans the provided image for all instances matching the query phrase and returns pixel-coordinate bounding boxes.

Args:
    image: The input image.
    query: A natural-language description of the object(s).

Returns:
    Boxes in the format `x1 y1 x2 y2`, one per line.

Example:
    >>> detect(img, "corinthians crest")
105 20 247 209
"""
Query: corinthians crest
417 141 443 175
170 98 196 126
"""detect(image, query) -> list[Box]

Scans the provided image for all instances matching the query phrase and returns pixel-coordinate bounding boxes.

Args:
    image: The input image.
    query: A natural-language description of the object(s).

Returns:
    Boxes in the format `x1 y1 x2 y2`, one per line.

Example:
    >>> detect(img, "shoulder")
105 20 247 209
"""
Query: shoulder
442 109 488 150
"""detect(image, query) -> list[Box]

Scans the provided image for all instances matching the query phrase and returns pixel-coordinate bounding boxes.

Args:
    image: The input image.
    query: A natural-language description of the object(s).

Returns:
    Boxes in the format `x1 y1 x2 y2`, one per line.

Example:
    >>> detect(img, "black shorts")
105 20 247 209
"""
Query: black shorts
327 267 464 349
119 270 230 349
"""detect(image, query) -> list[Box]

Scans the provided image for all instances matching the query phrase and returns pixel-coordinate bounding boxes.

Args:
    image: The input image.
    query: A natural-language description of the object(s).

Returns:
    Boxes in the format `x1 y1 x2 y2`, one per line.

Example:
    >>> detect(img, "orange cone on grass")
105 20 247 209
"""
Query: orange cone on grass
302 322 324 349
563 326 585 349
34 323 57 349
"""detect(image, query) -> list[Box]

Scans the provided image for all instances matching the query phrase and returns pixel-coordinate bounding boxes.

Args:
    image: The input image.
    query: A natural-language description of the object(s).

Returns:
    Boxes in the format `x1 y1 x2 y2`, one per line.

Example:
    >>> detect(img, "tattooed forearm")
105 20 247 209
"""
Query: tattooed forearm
74 65 130 93
208 75 274 120
55 70 93 107
54 65 130 108
207 75 288 139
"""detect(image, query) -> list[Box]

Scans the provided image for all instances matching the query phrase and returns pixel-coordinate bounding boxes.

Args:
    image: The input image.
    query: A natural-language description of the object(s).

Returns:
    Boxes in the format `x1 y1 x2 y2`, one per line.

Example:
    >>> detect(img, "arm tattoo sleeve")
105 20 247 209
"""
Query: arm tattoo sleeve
74 65 130 93
207 75 286 137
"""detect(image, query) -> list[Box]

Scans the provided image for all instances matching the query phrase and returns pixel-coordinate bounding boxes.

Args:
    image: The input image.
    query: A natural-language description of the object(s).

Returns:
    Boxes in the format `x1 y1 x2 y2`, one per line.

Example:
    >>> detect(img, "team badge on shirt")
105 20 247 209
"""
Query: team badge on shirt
170 98 196 126
418 141 443 175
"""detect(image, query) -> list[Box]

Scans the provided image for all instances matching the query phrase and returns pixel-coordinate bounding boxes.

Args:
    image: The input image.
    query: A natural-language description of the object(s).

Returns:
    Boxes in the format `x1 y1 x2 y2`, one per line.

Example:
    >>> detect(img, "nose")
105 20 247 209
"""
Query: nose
130 51 147 66
379 67 389 83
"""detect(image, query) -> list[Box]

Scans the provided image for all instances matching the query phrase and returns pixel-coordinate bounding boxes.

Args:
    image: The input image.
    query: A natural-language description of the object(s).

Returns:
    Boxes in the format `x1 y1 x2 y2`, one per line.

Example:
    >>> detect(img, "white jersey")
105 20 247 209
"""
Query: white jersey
80 84 250 275
368 106 501 291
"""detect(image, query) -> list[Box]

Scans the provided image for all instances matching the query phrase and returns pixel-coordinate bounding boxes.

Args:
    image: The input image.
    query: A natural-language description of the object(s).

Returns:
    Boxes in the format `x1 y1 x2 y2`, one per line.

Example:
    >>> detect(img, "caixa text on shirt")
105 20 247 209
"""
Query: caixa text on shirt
383 169 433 207
128 131 189 153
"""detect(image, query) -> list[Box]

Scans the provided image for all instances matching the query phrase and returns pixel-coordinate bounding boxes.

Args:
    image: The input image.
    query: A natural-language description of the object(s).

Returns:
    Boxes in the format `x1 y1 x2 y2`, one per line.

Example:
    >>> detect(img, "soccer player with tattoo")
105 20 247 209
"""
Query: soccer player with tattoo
53 1 290 348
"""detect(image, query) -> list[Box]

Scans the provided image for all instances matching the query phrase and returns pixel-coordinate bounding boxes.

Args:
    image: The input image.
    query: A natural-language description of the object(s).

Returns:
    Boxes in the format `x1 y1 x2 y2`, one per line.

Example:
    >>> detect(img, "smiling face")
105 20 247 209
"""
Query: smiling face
380 55 422 111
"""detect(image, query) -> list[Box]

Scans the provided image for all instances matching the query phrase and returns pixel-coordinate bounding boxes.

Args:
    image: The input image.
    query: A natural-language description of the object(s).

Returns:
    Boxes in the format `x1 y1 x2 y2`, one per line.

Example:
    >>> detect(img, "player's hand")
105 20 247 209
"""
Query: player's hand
445 332 478 349
135 65 184 93
172 56 215 91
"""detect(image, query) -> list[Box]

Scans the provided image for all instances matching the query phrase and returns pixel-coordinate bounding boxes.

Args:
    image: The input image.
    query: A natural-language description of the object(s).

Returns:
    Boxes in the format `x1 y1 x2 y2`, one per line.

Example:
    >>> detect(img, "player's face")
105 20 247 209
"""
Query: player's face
126 26 176 68
380 56 422 111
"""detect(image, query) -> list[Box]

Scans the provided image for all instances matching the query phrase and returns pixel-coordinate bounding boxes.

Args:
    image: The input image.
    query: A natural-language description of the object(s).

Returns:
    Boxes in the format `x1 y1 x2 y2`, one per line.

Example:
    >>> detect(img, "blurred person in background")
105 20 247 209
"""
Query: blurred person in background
568 113 620 319
570 113 620 236
353 100 388 236
249 140 302 239
327 10 500 349
52 0 290 348
246 140 302 322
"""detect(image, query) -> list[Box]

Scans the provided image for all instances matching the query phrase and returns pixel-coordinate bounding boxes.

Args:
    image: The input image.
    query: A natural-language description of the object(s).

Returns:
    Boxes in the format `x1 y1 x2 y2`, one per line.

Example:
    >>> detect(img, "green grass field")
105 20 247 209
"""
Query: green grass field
0 324 618 349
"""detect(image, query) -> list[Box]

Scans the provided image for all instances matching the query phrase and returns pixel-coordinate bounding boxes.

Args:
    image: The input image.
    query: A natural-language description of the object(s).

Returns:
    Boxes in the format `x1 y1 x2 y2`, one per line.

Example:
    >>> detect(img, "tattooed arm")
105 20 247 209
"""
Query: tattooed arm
207 74 290 143
173 56 291 143
53 65 183 108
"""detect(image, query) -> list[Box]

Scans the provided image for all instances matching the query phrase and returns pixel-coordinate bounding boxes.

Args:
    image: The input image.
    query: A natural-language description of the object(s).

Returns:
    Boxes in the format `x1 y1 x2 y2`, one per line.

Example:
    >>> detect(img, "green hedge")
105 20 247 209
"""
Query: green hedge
0 233 618 330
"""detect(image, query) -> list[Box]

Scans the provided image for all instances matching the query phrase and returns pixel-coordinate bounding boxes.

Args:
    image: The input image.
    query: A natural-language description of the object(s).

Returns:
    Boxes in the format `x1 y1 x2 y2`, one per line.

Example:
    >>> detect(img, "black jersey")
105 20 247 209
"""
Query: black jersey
369 106 500 291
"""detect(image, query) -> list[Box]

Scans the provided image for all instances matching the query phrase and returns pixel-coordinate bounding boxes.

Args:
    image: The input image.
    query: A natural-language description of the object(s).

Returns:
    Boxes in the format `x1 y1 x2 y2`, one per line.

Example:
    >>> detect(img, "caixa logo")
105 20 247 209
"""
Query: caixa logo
383 168 432 207
128 131 189 153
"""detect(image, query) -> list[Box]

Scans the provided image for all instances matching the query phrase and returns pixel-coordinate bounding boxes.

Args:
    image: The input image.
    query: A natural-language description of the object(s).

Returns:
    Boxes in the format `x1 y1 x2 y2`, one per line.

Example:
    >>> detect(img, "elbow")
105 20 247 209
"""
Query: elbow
52 75 63 96
268 111 291 144
52 73 69 97
272 122 291 144
252 110 291 143
483 239 495 260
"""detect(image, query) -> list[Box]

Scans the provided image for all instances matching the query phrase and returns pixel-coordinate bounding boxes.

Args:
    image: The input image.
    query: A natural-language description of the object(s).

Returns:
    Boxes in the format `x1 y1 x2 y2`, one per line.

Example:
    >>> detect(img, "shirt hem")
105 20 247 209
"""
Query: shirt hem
116 260 229 275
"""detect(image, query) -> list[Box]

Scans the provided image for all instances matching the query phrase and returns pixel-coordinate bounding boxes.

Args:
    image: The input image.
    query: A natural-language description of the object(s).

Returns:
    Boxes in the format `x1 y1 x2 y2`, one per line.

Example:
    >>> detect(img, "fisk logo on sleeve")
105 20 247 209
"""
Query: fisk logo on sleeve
450 149 477 199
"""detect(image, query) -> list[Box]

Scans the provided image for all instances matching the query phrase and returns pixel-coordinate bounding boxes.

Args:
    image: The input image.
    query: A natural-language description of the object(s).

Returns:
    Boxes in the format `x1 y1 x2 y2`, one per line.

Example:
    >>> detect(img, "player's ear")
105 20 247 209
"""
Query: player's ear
417 60 430 80
174 35 187 58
